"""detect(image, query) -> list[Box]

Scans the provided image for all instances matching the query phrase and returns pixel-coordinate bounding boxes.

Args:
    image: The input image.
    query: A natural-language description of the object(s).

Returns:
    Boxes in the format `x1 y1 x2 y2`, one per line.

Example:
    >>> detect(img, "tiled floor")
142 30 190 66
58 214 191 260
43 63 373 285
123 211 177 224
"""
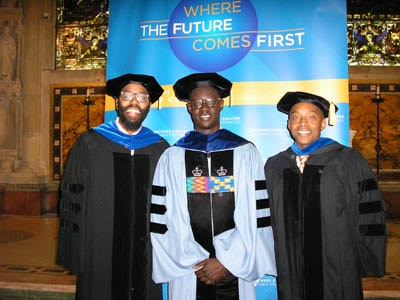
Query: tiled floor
0 215 75 300
0 214 399 299
363 216 400 299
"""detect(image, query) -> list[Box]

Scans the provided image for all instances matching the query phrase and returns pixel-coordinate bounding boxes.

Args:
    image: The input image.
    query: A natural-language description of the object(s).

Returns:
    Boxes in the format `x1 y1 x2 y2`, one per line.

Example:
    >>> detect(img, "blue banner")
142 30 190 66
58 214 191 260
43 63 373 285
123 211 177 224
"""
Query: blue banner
107 1 348 298
106 0 349 161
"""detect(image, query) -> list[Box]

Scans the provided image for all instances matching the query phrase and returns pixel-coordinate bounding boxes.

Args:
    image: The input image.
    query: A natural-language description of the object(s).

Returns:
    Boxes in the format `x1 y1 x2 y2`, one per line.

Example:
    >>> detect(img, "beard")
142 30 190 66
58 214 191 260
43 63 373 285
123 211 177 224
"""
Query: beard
117 104 150 132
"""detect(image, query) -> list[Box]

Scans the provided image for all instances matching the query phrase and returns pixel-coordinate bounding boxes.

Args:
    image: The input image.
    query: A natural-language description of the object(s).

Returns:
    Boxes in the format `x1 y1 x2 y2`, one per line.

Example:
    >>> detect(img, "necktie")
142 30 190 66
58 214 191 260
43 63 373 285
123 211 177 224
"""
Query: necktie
297 155 310 173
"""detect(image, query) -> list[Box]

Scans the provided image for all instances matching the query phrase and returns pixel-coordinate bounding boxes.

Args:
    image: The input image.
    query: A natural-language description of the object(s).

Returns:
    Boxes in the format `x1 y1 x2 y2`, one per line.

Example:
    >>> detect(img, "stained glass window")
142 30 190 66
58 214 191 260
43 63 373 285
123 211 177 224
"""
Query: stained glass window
55 1 399 69
347 13 400 66
56 0 109 70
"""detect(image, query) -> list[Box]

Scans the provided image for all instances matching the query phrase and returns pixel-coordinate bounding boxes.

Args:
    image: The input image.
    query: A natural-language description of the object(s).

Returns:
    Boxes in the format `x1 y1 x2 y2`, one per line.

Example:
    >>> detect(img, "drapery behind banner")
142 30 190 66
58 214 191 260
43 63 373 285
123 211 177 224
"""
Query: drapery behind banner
106 0 348 299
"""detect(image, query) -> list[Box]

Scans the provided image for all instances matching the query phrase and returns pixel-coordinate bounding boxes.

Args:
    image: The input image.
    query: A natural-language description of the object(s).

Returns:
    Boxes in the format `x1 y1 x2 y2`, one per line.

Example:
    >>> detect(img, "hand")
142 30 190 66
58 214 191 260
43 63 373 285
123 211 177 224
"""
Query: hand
193 258 228 285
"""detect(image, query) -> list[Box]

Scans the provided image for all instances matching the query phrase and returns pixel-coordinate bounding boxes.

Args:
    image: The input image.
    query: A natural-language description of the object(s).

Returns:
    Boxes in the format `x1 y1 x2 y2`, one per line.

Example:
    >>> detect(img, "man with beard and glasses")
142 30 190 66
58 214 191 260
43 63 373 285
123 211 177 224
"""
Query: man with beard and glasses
57 74 169 300
150 73 276 300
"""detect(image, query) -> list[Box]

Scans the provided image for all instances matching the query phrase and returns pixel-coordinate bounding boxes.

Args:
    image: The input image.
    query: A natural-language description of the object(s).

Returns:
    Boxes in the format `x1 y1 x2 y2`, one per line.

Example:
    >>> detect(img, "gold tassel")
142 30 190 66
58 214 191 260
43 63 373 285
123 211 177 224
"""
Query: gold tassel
328 101 336 126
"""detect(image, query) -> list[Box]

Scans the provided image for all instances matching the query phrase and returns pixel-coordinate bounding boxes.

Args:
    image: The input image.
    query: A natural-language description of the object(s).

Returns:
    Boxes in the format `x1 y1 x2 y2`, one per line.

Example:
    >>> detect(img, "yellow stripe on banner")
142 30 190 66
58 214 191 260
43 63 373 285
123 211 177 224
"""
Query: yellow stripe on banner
105 79 348 112
153 85 187 109
229 78 349 106
105 95 115 111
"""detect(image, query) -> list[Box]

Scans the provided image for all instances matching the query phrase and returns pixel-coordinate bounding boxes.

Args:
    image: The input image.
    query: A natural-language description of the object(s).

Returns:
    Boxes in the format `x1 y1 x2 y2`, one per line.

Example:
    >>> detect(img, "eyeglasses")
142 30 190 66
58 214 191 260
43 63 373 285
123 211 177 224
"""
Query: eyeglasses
120 91 150 102
188 98 222 109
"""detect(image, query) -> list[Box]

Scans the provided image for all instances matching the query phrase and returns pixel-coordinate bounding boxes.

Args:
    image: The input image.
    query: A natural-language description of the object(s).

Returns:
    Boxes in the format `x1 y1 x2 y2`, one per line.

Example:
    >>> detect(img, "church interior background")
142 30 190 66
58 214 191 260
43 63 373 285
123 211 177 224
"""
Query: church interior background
0 0 399 299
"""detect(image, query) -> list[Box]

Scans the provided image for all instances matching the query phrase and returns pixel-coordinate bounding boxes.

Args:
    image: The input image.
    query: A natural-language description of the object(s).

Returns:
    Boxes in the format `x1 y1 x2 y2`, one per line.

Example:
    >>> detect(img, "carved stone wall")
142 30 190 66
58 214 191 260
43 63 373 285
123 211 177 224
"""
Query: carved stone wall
0 2 23 177
0 1 106 215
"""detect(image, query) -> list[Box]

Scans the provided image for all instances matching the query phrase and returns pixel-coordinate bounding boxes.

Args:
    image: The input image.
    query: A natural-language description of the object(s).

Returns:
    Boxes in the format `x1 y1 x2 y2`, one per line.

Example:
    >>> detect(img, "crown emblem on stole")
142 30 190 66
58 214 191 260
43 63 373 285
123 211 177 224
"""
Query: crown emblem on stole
216 166 227 176
192 167 203 177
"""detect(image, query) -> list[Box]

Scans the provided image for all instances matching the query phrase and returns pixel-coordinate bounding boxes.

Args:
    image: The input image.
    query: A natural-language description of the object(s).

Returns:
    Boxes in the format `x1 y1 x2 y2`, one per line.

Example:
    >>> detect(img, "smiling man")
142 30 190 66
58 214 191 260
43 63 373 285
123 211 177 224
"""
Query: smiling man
57 74 169 300
150 72 276 300
264 91 387 300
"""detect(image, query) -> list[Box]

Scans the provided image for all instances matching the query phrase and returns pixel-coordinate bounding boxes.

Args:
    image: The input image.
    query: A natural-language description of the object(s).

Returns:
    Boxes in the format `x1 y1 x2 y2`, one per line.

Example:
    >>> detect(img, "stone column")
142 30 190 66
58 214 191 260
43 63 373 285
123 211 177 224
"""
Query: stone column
0 3 23 182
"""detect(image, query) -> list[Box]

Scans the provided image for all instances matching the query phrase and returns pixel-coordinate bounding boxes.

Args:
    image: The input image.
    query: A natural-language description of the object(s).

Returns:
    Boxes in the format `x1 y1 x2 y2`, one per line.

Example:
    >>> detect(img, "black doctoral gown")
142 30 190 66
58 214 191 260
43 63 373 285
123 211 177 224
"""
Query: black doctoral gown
264 142 386 300
57 130 169 300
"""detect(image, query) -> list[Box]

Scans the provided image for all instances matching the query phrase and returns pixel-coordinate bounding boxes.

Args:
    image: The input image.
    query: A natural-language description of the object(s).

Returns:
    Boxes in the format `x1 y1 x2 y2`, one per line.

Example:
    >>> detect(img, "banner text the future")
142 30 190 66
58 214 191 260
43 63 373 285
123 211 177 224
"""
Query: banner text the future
139 1 305 52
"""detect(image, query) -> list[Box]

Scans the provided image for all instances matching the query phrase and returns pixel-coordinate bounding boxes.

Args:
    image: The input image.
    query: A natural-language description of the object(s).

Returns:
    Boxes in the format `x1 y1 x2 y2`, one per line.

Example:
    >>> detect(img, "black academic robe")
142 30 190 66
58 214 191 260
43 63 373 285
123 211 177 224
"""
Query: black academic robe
57 130 169 300
264 142 386 300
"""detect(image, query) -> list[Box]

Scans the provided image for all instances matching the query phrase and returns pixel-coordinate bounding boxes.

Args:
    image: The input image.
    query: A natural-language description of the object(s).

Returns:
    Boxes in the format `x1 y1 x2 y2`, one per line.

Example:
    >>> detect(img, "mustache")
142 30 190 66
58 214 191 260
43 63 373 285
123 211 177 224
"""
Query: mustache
121 104 141 112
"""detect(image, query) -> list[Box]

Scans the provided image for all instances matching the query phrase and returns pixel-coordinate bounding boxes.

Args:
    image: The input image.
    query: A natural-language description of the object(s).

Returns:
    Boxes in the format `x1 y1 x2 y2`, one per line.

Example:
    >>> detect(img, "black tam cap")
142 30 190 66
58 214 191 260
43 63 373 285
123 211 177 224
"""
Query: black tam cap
173 72 232 101
277 91 339 126
106 73 164 103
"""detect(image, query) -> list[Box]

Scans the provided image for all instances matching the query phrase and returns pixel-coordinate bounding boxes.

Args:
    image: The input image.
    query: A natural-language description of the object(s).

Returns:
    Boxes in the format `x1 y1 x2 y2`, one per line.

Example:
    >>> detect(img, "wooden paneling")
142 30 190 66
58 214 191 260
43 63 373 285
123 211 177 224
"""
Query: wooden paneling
1 190 59 215
349 83 400 173
4 192 41 215
52 86 106 181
